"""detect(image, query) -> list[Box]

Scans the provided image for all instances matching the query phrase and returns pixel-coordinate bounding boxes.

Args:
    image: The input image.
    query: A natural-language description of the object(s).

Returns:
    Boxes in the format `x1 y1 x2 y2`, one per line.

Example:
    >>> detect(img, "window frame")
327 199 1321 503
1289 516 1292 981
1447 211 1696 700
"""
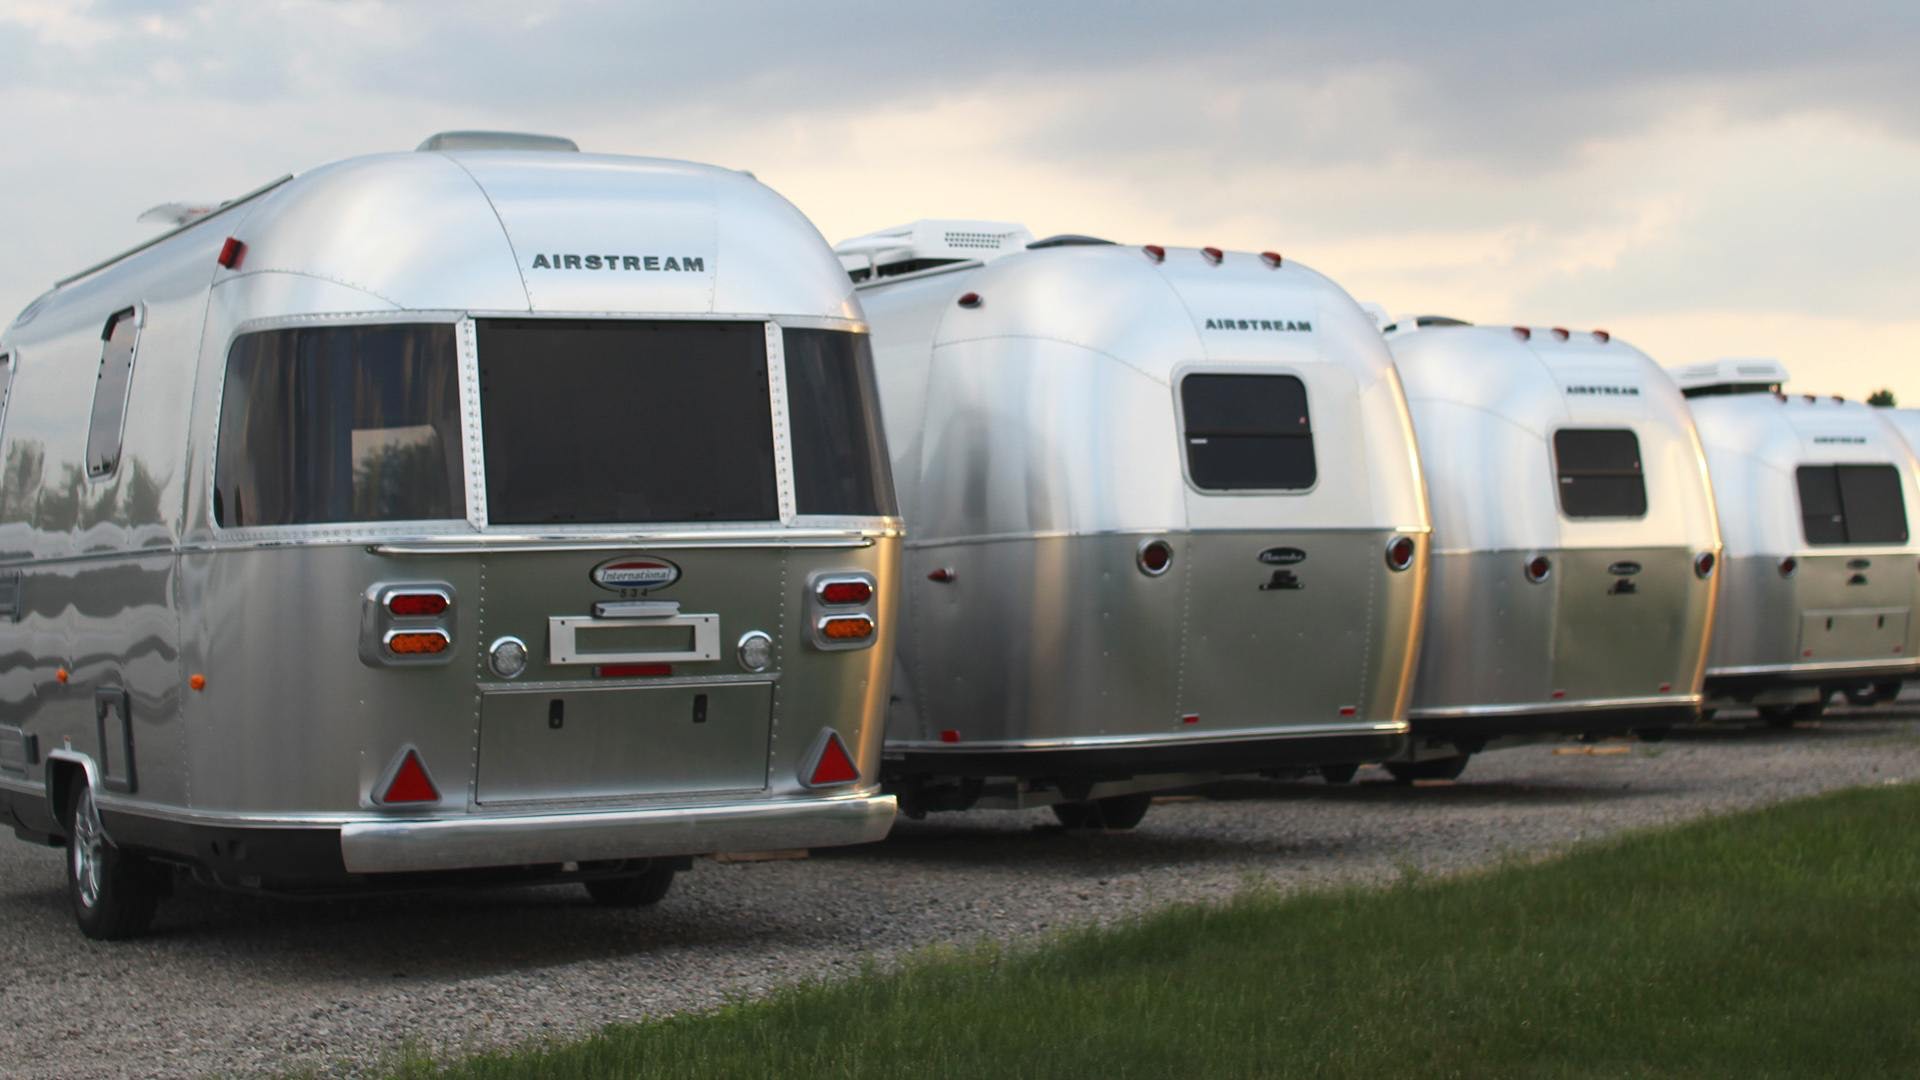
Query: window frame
1549 427 1650 521
86 305 142 482
207 312 896 539
1173 364 1320 497
0 350 15 448
1795 463 1910 547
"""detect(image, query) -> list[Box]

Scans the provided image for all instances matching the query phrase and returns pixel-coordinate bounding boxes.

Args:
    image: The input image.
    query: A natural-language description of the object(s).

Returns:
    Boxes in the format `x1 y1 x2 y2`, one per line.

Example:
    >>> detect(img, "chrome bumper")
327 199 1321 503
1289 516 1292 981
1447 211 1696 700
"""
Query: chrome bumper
338 792 896 874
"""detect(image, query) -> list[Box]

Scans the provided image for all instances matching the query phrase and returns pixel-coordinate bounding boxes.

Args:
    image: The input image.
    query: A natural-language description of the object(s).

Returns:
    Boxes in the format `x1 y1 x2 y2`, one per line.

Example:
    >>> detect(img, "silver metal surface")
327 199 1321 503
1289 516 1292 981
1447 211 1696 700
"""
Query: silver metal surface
0 145 902 884
1388 325 1720 732
849 237 1431 779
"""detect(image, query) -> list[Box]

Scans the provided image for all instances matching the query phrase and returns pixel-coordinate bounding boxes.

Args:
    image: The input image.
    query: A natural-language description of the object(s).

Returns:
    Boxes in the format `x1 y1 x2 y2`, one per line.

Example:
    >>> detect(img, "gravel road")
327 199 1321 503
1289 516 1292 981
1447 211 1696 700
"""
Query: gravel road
3 706 1918 1079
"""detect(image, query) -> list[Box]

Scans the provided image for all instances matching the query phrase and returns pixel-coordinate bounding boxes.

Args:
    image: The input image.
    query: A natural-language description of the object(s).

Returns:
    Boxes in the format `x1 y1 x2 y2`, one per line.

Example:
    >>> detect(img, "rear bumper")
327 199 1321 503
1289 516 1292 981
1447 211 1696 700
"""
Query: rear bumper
1705 660 1920 701
884 725 1407 780
339 791 897 874
1409 697 1701 742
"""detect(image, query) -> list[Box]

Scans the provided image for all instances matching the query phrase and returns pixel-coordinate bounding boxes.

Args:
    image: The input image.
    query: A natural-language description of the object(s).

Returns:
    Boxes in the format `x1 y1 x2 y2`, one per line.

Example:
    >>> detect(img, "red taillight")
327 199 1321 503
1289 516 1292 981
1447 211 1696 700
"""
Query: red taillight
1385 535 1416 572
1779 557 1798 578
819 580 873 605
1512 326 1531 341
1694 552 1716 579
1138 539 1173 576
217 237 246 270
1260 251 1283 268
805 730 860 787
598 663 673 678
819 615 874 642
388 592 449 618
1143 244 1165 263
957 292 982 309
386 630 450 656
1201 246 1224 264
380 750 439 804
1526 555 1552 583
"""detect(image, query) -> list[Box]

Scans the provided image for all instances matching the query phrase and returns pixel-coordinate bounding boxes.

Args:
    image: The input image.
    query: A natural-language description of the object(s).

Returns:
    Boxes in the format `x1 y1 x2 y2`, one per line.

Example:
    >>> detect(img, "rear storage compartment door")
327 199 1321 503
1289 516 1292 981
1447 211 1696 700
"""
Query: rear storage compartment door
1798 609 1910 664
1550 549 1694 700
477 683 772 804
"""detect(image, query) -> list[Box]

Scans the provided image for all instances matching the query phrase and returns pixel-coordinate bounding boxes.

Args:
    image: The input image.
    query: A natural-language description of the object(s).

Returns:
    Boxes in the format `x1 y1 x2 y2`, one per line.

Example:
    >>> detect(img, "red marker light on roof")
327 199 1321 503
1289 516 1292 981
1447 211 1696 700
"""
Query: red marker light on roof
957 292 982 309
1260 251 1283 268
1551 327 1570 341
217 237 246 270
1592 330 1611 343
1201 247 1224 265
1512 327 1531 341
387 592 449 618
804 730 860 787
1143 245 1166 263
379 749 439 805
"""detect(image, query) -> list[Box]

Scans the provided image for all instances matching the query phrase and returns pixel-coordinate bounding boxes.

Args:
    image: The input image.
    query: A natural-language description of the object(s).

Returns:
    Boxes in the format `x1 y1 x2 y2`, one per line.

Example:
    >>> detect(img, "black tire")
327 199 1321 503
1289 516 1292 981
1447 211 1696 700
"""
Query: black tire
1844 686 1880 708
1320 763 1360 785
65 782 161 941
583 862 677 908
1874 681 1903 704
1384 755 1471 785
1051 793 1154 831
1759 702 1822 729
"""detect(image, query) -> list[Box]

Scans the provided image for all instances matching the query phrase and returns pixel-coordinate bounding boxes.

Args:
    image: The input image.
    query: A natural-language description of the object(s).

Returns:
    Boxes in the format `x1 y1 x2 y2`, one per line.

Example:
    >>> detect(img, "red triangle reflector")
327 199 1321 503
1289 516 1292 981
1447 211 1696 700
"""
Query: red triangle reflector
382 750 440 804
807 732 859 787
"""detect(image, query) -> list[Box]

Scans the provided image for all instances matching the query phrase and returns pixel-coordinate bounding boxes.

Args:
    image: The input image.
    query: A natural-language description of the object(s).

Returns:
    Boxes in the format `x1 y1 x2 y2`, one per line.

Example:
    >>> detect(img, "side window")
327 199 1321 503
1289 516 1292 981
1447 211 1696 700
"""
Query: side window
783 327 898 517
214 324 464 527
1553 429 1647 518
1180 374 1316 491
1797 464 1908 545
86 308 138 479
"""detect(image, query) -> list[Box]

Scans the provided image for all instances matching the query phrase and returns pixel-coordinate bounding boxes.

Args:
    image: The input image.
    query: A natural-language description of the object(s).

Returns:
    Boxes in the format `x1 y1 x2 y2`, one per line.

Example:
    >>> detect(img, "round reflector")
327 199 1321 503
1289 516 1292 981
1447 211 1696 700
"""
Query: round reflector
1525 555 1552 583
1385 535 1416 572
1779 557 1798 579
1137 539 1174 577
1694 552 1716 579
737 630 773 673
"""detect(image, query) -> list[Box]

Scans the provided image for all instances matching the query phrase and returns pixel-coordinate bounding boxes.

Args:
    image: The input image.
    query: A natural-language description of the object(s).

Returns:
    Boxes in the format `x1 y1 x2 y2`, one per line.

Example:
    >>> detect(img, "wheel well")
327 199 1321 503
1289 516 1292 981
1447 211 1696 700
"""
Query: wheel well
46 760 84 836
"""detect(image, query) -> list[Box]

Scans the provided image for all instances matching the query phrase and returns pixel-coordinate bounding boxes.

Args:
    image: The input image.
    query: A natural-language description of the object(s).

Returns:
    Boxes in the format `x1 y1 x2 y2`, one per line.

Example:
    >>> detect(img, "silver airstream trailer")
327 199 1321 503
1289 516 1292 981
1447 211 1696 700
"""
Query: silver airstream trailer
0 132 901 938
1671 359 1920 721
834 221 1430 826
1374 319 1721 780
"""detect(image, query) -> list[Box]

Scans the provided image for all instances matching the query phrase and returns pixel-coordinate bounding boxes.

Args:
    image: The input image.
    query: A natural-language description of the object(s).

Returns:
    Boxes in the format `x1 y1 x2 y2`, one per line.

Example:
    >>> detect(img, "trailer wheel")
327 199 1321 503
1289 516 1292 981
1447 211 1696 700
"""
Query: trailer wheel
1384 755 1470 785
1759 702 1822 729
1844 686 1880 708
1320 764 1360 785
65 782 160 940
1051 793 1154 831
1874 681 1903 703
583 861 677 908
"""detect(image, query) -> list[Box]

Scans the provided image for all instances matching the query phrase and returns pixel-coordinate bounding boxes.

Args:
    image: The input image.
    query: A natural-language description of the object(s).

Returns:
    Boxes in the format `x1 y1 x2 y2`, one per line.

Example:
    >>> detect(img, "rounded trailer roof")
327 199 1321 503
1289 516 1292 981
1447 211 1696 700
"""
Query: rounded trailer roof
1386 323 1715 553
214 148 858 321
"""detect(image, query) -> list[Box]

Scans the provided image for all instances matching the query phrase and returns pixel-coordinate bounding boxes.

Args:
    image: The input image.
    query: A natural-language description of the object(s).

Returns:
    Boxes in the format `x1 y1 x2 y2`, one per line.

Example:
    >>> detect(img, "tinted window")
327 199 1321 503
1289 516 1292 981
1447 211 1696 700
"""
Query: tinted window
784 328 897 517
86 308 138 479
1554 429 1648 518
1181 374 1315 491
1797 464 1908 545
214 324 464 527
478 319 777 525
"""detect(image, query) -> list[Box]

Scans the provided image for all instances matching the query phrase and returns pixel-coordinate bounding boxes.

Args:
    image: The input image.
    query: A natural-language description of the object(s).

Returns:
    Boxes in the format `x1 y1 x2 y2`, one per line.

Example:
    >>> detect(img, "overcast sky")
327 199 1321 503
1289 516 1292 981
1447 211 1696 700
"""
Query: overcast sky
3 0 1916 399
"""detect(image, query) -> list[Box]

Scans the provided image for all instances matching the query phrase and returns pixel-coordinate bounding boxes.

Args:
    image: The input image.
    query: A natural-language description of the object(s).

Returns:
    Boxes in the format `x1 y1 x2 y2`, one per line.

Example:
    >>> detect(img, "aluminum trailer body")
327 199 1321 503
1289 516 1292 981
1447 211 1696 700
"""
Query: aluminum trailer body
0 133 901 936
1672 360 1920 715
836 223 1429 821
1381 320 1719 778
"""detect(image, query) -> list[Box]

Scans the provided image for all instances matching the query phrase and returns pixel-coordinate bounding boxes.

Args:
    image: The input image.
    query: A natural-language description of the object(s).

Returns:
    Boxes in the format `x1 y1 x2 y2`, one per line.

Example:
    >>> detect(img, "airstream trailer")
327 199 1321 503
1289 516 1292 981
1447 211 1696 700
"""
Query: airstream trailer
1671 359 1920 721
1373 319 1720 781
834 221 1430 826
0 133 901 938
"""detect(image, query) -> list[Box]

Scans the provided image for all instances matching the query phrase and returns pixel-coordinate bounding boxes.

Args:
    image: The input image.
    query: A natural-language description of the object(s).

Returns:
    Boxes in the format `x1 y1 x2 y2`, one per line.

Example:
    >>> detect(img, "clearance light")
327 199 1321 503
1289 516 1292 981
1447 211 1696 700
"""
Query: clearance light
818 579 874 605
380 749 439 805
388 592 450 618
1260 251 1283 268
1525 555 1552 583
217 237 246 270
819 615 874 642
189 673 206 692
1694 552 1717 579
1512 327 1531 341
1385 535 1417 572
1143 244 1166 263
386 630 450 656
939 729 962 743
1592 330 1611 343
927 567 957 583
957 292 982 309
1551 327 1571 341
598 662 673 678
803 730 860 787
1779 557 1798 579
1138 539 1174 577
1201 246 1224 265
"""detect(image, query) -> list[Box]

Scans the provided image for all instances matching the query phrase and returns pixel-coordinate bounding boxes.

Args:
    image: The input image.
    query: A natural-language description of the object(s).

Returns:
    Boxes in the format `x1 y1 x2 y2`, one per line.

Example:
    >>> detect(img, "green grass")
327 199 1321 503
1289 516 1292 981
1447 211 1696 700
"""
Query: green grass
386 783 1920 1079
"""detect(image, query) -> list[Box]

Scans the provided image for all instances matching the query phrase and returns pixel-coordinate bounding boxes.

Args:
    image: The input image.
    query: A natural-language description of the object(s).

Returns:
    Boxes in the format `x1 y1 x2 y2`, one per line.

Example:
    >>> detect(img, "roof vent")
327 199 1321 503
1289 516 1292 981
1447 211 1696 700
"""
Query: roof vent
1381 313 1473 335
836 220 1036 282
1669 357 1792 398
417 131 579 153
1027 234 1116 249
